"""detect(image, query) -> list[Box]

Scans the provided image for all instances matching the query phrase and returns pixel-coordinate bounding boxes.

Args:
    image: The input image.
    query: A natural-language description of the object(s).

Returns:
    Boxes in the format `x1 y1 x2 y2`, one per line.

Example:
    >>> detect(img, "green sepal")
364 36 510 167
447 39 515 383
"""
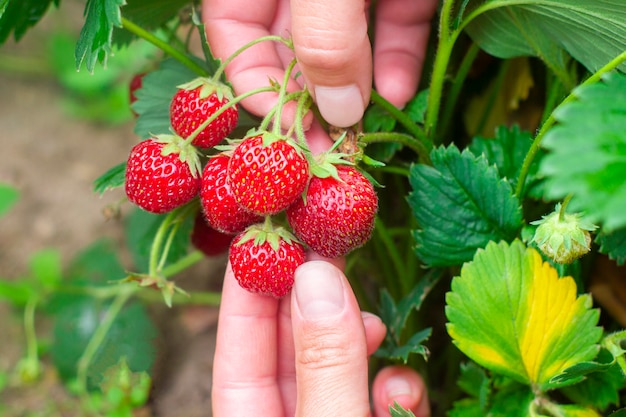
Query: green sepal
153 133 203 179
175 76 234 102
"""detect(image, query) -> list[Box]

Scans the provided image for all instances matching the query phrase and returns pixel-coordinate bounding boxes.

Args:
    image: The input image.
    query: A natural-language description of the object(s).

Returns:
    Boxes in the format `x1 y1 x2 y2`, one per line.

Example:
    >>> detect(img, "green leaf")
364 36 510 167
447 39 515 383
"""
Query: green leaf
379 270 440 344
457 362 491 409
609 410 626 417
464 0 626 85
51 298 157 389
132 58 199 139
539 71 626 232
75 0 125 72
560 361 624 410
596 227 626 266
404 89 429 125
117 0 189 37
408 145 523 267
0 281 35 306
0 183 19 217
468 125 536 192
30 249 63 291
94 162 126 195
0 0 59 43
389 402 416 417
446 240 602 391
375 328 431 363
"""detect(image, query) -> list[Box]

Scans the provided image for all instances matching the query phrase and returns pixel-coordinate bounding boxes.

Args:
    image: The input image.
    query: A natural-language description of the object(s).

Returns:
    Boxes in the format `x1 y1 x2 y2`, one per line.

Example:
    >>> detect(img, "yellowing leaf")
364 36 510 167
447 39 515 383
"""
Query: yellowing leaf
446 240 602 391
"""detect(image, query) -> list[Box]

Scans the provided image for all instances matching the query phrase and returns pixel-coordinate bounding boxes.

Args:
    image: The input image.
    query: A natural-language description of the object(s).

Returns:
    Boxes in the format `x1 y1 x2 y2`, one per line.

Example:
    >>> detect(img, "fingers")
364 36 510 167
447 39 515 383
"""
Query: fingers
212 263 288 416
362 312 387 356
290 261 371 416
290 0 372 127
373 0 438 108
372 366 430 417
203 0 308 129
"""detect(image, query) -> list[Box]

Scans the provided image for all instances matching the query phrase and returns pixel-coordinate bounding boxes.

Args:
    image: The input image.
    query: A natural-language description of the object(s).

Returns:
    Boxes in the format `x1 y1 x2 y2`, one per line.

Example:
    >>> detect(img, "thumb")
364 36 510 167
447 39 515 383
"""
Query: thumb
290 0 372 127
291 261 371 417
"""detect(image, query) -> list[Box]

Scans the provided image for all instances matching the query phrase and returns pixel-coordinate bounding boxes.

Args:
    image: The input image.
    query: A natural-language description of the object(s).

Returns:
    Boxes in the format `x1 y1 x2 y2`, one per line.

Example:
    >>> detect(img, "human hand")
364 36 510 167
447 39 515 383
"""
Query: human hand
202 0 438 129
211 257 430 416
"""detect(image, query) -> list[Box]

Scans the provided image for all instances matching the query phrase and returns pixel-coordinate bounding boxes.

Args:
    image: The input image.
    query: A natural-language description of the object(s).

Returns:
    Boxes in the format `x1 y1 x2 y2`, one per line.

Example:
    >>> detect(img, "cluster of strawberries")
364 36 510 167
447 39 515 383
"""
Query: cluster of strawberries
124 77 378 298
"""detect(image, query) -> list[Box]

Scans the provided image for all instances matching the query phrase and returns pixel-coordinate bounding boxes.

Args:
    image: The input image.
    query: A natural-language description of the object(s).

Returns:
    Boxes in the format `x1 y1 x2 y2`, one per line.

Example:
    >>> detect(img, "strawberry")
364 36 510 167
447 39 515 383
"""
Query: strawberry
229 221 306 298
125 135 201 214
129 72 145 106
227 133 309 215
170 77 238 148
190 212 233 256
286 164 378 258
200 154 263 234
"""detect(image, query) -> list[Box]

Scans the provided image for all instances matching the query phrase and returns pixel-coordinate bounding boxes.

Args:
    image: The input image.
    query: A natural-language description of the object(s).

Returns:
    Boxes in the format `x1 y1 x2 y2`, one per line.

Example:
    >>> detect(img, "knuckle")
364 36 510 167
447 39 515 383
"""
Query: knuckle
296 327 354 370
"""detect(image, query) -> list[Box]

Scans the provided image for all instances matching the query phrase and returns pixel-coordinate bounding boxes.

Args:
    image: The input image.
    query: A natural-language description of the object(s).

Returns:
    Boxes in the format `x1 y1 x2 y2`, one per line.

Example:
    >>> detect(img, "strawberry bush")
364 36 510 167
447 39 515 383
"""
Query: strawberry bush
1 0 626 416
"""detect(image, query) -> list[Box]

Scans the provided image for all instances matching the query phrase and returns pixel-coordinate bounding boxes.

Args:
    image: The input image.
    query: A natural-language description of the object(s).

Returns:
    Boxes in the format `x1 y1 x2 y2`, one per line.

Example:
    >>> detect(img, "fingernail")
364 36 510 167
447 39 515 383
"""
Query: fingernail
295 261 345 319
314 84 365 127
385 375 413 398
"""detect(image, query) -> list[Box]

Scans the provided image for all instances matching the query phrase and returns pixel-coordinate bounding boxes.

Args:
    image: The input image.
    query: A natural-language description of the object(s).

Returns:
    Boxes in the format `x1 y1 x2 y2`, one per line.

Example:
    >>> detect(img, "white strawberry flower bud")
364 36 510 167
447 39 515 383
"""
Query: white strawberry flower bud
531 203 598 264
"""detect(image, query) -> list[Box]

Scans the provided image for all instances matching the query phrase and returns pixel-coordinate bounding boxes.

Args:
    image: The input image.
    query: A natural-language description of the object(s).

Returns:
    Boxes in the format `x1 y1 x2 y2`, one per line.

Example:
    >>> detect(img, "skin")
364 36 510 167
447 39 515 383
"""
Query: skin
203 0 438 415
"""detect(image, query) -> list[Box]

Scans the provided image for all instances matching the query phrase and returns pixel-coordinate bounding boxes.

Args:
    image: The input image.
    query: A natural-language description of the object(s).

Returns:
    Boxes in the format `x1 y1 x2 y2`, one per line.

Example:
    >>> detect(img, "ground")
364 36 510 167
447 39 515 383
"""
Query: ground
0 4 223 416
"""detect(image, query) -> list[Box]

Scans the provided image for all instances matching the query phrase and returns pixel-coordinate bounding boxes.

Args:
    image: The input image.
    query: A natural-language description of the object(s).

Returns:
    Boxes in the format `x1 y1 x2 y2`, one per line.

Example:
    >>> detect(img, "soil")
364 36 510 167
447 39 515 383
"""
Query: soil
0 4 223 416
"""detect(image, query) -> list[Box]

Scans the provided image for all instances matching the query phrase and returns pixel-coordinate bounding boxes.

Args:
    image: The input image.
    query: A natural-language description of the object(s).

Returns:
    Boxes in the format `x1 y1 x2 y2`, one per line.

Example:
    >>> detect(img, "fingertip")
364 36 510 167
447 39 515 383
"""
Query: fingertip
373 366 430 417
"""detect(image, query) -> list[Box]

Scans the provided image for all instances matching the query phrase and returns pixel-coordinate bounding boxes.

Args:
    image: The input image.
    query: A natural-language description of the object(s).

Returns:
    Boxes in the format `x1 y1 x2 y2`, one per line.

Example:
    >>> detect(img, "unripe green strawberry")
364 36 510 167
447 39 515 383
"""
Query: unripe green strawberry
200 154 263 234
531 204 598 264
170 77 238 148
227 132 309 215
125 135 201 214
286 164 378 258
229 221 305 298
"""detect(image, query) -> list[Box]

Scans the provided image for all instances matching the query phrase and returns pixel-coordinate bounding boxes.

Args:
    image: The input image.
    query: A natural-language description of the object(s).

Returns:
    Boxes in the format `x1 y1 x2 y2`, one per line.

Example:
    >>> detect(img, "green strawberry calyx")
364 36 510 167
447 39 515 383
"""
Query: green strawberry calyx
154 133 203 179
176 76 235 102
236 217 301 252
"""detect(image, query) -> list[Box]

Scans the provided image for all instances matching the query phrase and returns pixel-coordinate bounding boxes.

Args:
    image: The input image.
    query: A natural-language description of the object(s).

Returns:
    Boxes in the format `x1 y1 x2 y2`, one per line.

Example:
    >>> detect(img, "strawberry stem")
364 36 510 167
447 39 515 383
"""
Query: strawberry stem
370 90 432 150
258 91 302 133
121 17 209 77
212 35 294 82
272 58 299 135
359 132 432 165
294 88 313 149
182 85 279 146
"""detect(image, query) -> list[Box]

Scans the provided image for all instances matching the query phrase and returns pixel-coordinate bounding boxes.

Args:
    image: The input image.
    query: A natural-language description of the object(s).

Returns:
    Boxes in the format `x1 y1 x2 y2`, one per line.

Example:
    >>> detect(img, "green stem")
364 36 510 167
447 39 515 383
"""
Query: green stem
294 89 313 148
374 217 407 293
558 195 573 221
161 250 206 278
272 58 299 135
212 35 293 81
514 50 626 198
76 286 136 393
121 17 208 77
439 42 480 137
359 132 431 164
23 297 39 364
258 91 302 132
424 0 459 138
156 203 198 272
370 90 431 149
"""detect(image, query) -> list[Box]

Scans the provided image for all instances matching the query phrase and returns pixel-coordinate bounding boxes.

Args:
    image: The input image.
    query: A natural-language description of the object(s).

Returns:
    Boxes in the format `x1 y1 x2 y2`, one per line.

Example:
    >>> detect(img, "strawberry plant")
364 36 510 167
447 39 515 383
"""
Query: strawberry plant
2 0 626 416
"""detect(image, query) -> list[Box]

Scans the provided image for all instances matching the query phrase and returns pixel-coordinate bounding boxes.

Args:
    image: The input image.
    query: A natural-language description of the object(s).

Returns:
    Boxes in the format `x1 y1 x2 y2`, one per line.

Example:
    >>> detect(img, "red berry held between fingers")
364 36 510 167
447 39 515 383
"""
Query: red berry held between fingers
287 165 378 259
228 133 309 215
200 154 263 234
125 136 201 214
229 223 305 298
170 78 238 148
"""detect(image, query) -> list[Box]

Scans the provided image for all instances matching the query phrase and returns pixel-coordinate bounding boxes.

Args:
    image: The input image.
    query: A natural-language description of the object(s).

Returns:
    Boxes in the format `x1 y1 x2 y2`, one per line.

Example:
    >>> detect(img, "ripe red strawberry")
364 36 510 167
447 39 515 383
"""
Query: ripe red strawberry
229 221 305 298
190 212 233 256
286 165 378 258
125 135 201 214
170 77 238 148
227 133 309 215
200 154 263 234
